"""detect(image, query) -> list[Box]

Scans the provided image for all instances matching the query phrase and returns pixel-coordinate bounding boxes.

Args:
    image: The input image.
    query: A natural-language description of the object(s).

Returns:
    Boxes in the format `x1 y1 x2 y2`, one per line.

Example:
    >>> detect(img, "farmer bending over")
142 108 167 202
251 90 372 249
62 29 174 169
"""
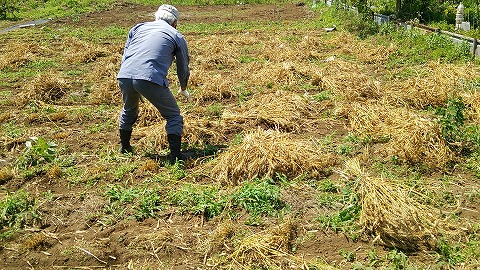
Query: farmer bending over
117 4 191 164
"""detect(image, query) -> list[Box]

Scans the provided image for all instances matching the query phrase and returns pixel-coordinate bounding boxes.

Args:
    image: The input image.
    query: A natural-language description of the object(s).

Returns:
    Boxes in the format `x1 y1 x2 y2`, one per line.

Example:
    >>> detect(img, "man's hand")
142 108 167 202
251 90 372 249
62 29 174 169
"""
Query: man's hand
178 88 191 102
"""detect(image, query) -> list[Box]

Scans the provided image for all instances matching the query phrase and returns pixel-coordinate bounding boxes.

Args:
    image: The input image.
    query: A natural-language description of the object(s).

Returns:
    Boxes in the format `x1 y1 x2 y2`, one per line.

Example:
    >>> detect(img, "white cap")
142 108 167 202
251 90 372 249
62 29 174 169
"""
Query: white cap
156 4 179 21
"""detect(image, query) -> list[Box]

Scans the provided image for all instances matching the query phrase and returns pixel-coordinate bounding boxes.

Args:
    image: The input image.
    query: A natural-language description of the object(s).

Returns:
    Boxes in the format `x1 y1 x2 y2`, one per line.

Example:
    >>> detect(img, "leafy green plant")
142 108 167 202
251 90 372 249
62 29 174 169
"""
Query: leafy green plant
103 185 163 222
17 137 57 169
232 178 287 224
387 249 409 269
436 97 465 143
105 185 139 204
342 10 379 39
167 161 186 180
0 190 39 229
134 189 163 220
434 97 480 155
168 184 225 220
317 186 360 239
318 179 338 193
436 238 465 266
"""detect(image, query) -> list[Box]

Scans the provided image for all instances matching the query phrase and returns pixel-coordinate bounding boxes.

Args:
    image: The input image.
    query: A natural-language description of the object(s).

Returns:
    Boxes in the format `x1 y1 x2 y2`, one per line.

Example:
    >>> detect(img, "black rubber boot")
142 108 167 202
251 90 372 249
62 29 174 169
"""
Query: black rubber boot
119 129 133 154
167 134 184 164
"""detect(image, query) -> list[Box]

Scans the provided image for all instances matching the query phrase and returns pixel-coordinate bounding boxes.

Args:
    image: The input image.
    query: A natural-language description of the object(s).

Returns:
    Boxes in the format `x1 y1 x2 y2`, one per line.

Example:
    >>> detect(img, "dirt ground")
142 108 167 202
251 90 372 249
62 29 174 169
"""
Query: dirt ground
1 2 477 269
54 2 317 28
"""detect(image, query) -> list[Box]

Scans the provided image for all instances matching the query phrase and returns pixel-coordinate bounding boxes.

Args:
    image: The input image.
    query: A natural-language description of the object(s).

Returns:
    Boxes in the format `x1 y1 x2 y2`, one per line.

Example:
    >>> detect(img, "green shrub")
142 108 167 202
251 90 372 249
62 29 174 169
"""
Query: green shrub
342 11 379 39
0 0 19 20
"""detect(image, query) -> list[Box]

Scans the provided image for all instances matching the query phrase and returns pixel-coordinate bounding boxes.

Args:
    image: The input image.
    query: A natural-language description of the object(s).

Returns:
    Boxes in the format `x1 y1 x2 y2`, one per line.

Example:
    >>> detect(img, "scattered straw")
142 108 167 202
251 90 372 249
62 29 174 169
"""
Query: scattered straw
226 220 336 269
62 37 110 63
87 55 122 105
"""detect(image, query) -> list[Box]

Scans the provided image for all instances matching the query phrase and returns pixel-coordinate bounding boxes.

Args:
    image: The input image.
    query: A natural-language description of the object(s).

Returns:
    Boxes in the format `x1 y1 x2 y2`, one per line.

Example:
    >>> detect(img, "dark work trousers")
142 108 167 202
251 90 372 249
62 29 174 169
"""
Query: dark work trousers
118 78 183 136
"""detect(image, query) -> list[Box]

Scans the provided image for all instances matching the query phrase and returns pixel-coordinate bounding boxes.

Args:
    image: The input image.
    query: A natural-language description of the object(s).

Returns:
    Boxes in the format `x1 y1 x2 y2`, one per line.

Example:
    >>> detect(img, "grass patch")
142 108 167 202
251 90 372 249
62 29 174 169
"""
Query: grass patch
232 178 287 225
168 183 225 220
0 190 40 230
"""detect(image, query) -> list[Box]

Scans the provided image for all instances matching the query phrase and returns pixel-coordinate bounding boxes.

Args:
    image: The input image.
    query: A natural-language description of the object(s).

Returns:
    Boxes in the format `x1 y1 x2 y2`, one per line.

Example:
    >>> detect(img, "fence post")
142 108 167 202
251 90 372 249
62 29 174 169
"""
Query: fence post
473 38 478 59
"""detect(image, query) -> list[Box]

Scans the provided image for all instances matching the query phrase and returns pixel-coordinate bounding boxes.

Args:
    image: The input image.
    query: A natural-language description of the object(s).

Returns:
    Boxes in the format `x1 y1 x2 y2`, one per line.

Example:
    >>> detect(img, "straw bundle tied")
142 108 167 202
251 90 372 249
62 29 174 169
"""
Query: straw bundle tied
226 220 337 270
205 129 337 185
342 159 457 250
222 90 325 133
344 101 455 168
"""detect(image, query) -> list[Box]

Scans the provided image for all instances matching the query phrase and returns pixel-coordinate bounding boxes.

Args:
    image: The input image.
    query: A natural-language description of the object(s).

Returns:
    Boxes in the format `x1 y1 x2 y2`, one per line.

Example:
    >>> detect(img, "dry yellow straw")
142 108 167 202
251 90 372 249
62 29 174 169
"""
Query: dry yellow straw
222 90 325 133
342 158 457 250
206 129 337 185
226 220 338 270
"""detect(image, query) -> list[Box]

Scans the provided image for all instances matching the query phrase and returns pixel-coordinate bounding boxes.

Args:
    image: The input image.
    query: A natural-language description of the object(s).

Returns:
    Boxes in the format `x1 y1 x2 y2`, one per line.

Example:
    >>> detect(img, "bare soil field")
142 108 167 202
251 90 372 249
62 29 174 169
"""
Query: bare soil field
1 2 479 270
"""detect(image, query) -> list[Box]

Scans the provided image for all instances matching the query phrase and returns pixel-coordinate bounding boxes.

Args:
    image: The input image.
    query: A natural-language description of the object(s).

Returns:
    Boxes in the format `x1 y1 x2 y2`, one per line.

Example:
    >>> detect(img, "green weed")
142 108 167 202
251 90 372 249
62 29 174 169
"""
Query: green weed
340 248 356 262
232 178 287 225
168 184 225 220
16 136 57 169
0 189 40 229
312 90 331 101
104 184 163 222
111 163 137 181
316 186 360 239
134 189 163 220
1 121 26 139
206 103 223 118
234 82 252 104
166 161 186 180
436 238 465 266
239 55 259 63
386 249 409 269
436 97 465 144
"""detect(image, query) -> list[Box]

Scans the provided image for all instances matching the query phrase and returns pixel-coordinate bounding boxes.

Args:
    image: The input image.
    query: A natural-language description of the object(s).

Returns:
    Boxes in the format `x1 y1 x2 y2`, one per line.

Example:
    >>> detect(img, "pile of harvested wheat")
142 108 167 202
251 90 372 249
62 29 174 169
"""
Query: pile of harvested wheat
18 73 70 104
222 90 326 133
343 101 455 168
87 54 123 105
136 115 227 151
342 159 458 250
204 129 337 185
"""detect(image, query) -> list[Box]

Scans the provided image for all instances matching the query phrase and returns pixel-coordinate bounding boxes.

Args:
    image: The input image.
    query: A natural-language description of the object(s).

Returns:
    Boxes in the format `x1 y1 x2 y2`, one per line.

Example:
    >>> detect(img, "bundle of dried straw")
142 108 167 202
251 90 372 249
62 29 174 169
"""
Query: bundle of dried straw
342 159 458 250
205 129 337 185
